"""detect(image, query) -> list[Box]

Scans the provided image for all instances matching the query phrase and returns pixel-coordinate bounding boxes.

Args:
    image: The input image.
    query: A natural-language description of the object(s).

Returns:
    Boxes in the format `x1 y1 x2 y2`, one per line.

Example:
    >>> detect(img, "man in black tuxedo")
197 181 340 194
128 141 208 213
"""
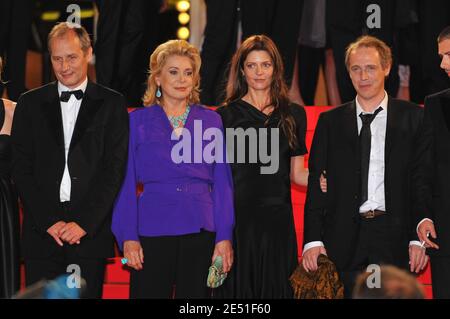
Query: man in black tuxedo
302 35 430 297
11 22 129 298
417 26 450 299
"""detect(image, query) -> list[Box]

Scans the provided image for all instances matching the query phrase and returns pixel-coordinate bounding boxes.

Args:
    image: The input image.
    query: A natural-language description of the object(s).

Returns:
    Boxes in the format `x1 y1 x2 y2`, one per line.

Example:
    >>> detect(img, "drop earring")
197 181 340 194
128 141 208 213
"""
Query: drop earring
156 86 162 98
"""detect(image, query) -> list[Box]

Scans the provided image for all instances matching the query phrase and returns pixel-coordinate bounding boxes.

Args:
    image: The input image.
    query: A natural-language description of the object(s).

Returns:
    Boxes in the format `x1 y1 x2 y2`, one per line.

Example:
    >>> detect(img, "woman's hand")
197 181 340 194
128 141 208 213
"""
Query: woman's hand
212 240 234 273
124 240 144 271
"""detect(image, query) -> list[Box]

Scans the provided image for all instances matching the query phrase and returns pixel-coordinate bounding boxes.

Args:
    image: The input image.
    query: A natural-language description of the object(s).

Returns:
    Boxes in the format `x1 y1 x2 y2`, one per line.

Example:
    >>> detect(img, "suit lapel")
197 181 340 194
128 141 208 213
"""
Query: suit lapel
343 101 359 154
439 89 450 132
385 97 399 164
69 82 103 153
342 101 360 220
42 82 65 150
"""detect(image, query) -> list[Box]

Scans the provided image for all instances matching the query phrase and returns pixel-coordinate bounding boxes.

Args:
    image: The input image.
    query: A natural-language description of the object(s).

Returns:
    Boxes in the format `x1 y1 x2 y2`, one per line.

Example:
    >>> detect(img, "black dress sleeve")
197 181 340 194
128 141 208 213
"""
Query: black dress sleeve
289 103 308 157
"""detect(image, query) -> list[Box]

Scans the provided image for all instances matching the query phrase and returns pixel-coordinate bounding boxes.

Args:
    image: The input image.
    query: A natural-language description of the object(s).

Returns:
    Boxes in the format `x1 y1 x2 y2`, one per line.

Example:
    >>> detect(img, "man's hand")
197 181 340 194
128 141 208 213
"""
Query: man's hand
47 221 67 246
58 222 87 245
418 220 439 249
302 246 327 272
124 240 144 271
320 170 327 193
212 240 234 273
409 244 429 273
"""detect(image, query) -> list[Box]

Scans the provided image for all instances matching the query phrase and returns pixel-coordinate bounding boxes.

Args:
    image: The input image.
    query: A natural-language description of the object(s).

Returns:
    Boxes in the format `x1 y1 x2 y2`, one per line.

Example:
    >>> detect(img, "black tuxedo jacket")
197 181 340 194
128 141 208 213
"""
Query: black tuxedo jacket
422 89 450 256
11 81 129 259
304 97 432 270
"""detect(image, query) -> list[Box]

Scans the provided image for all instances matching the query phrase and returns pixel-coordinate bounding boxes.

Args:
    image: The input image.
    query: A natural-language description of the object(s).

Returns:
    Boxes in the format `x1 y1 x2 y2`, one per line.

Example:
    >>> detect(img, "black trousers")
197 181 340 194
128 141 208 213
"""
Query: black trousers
339 215 408 298
200 0 302 105
24 201 107 299
25 248 106 299
430 255 450 299
130 231 215 299
297 45 325 106
199 0 240 106
0 0 33 100
95 0 161 107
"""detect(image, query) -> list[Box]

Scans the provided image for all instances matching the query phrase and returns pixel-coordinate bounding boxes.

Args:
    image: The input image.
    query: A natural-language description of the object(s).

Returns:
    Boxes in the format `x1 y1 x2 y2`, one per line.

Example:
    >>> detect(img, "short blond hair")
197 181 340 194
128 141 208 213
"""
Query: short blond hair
142 40 201 106
345 35 392 70
48 22 91 54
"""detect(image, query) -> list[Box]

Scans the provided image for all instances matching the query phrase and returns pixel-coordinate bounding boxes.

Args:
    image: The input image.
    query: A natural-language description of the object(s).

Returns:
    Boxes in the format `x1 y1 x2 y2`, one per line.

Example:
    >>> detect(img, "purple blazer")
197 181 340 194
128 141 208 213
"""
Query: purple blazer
112 104 234 250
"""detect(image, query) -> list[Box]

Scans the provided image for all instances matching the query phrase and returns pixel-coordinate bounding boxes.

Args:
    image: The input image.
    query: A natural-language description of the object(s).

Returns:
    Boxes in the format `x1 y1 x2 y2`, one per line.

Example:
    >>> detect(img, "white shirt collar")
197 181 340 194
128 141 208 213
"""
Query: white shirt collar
356 91 388 115
57 77 88 96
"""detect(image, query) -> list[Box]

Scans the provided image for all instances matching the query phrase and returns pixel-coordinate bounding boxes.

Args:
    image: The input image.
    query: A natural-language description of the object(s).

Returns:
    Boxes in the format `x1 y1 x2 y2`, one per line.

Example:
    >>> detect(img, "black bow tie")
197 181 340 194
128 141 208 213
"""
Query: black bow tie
60 90 84 102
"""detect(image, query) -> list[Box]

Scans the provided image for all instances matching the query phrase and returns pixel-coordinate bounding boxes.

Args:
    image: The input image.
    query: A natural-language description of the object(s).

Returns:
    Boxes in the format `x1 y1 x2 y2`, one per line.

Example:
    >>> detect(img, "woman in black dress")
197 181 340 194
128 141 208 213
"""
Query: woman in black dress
0 57 20 298
216 35 311 298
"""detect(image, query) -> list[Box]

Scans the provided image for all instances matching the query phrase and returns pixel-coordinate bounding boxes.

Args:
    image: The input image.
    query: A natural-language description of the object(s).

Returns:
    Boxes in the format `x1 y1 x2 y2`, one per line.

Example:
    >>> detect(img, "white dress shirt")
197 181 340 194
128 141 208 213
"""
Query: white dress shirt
303 92 421 254
58 77 88 202
357 93 387 212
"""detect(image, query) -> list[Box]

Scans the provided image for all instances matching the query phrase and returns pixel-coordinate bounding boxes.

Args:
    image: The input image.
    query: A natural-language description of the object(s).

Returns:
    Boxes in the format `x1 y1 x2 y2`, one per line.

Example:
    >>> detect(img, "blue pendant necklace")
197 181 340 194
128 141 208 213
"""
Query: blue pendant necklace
167 105 191 129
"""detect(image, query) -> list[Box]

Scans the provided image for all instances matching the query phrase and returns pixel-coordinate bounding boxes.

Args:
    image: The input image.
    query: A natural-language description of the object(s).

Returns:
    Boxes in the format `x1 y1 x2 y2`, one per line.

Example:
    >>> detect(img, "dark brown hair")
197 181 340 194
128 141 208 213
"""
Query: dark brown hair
224 35 297 149
438 26 450 43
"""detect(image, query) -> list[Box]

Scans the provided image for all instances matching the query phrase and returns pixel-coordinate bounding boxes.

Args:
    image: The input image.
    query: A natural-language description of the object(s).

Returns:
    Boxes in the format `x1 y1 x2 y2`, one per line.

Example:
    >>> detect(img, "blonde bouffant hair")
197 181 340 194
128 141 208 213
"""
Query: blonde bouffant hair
142 39 201 106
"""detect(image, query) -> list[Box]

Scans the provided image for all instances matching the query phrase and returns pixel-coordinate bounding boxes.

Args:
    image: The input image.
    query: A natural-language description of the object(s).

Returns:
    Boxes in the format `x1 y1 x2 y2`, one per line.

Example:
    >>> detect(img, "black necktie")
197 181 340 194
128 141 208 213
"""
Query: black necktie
359 107 382 205
60 90 83 102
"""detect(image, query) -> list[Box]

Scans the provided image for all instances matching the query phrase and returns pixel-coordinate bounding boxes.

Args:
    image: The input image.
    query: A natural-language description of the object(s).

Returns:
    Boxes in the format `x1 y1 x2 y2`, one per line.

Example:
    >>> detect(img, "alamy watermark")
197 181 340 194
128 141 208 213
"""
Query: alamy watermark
365 264 381 289
366 4 381 29
66 264 82 289
170 120 280 175
66 4 81 27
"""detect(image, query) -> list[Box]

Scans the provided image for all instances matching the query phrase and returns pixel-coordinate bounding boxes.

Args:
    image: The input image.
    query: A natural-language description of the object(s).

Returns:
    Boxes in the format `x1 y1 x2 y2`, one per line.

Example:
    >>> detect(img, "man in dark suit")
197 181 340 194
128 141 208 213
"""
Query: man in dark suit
302 35 430 297
11 22 129 298
417 26 450 299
